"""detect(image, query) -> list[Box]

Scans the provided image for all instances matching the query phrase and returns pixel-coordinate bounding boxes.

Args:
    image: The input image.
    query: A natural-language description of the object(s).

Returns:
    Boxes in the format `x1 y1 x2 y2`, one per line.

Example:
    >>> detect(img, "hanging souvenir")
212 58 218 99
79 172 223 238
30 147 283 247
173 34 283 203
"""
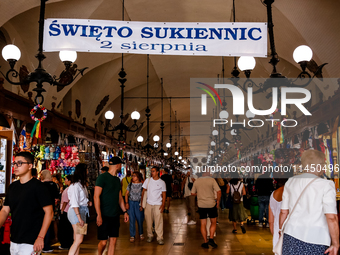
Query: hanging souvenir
30 104 47 139
44 146 50 160
19 126 26 151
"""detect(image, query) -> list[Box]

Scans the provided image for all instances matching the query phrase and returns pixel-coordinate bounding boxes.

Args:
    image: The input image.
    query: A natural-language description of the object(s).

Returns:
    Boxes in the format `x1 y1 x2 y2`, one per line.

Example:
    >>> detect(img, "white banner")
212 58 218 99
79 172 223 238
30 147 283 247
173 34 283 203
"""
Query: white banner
43 19 267 57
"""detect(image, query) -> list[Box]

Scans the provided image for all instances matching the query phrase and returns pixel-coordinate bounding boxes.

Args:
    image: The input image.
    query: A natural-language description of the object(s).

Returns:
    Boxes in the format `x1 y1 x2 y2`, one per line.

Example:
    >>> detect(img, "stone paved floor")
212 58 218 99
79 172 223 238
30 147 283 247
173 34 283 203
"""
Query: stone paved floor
49 199 273 255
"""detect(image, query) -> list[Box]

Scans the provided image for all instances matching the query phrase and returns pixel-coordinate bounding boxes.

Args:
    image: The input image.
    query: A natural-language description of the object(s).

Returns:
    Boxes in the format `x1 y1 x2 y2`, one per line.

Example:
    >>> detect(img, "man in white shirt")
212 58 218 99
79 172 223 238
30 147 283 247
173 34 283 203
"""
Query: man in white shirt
182 168 198 225
141 166 166 245
279 150 339 255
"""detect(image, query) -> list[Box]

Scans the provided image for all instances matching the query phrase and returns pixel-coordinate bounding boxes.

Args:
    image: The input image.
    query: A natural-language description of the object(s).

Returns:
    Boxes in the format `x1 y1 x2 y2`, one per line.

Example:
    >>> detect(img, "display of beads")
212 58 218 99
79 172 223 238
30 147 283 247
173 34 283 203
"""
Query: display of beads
30 104 47 122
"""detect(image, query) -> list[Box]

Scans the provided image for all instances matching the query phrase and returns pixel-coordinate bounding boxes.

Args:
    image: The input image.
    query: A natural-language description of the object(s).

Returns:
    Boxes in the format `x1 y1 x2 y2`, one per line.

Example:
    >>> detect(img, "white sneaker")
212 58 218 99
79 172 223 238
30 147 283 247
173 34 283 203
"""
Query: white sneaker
187 220 197 225
257 223 263 227
266 223 269 228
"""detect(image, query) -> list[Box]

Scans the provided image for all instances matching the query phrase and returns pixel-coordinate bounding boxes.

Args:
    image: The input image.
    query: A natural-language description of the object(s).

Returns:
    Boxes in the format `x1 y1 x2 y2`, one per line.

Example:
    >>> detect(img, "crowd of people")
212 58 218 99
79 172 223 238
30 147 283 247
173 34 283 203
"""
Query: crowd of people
0 150 339 255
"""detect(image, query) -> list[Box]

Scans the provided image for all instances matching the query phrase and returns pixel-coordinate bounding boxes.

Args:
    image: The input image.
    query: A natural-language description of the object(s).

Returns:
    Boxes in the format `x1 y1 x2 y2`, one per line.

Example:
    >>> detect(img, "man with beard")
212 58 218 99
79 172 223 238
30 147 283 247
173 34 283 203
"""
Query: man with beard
94 157 129 255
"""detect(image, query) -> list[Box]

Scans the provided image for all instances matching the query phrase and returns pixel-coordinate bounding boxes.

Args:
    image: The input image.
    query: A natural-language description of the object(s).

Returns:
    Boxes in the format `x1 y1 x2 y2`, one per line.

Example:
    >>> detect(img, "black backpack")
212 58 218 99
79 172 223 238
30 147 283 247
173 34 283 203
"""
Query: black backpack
232 183 242 204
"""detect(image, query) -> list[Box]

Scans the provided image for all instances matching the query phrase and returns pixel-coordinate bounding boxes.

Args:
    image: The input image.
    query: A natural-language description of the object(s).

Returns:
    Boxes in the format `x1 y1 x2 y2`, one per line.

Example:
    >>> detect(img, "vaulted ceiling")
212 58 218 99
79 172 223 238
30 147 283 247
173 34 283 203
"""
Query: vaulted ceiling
1 0 340 160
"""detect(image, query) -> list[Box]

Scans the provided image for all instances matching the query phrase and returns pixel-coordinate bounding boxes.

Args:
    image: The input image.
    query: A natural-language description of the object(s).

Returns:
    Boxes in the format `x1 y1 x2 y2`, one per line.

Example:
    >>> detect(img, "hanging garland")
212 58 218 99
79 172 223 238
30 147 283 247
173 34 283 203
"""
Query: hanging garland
268 108 287 144
30 104 47 139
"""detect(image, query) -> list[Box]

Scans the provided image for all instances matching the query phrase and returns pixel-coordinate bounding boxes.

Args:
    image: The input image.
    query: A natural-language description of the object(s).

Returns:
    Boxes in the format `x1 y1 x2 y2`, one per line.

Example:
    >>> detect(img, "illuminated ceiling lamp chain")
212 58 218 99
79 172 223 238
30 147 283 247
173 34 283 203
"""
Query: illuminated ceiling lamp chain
104 0 141 141
0 0 87 104
164 97 172 158
143 54 153 155
158 78 166 156
253 0 327 95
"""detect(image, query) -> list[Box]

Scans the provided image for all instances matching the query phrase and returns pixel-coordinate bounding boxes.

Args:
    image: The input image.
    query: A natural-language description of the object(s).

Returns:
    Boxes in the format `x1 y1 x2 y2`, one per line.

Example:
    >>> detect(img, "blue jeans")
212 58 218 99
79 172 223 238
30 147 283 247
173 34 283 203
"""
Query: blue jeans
43 223 53 250
128 200 144 238
220 192 227 209
258 195 270 224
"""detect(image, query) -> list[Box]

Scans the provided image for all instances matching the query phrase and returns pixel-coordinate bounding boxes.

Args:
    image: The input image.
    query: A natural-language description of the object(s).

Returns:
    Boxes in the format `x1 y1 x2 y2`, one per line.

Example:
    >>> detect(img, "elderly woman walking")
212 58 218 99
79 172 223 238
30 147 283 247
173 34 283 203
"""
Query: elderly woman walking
279 150 339 255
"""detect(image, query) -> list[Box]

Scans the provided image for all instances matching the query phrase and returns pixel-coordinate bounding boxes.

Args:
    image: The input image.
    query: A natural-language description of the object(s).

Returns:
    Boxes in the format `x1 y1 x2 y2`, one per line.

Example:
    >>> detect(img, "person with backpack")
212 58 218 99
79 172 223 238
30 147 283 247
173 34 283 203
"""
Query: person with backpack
182 168 198 225
125 171 145 243
227 177 248 234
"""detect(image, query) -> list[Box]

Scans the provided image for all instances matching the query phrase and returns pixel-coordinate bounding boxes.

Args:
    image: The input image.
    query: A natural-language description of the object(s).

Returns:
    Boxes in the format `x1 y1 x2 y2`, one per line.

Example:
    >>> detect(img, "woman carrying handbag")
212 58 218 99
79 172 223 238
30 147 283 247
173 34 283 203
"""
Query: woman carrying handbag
276 150 339 255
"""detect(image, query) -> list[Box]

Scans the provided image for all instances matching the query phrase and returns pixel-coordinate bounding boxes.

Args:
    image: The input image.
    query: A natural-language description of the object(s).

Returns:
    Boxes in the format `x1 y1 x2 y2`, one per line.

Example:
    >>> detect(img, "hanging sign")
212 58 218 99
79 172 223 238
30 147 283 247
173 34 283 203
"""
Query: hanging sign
43 19 267 57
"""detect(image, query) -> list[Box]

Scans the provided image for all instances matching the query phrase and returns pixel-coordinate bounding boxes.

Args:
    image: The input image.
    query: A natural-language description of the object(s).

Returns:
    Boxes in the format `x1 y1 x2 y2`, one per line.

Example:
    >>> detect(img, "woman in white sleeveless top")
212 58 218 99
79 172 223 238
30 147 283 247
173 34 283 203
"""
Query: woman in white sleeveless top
269 178 287 253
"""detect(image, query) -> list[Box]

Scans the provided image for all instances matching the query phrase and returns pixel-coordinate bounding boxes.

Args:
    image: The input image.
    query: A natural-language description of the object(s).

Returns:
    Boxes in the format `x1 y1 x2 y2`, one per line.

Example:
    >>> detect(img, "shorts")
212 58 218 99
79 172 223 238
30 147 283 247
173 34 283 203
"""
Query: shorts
166 191 172 198
198 205 218 219
97 215 120 240
67 206 88 225
10 242 34 255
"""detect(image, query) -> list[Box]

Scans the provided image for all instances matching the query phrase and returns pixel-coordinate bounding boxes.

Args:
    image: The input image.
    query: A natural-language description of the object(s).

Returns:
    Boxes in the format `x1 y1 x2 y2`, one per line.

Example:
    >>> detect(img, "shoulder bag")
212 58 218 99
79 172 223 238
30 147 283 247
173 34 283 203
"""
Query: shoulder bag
187 177 193 190
273 178 317 255
142 178 151 209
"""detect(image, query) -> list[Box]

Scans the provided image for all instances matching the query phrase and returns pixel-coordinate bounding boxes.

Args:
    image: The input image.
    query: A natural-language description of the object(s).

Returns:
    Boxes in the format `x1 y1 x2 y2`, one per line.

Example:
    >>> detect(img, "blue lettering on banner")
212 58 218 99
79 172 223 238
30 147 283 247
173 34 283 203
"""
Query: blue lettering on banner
194 28 208 39
224 28 238 40
155 27 168 39
120 42 207 54
117 27 133 38
169 28 185 39
45 19 266 56
139 43 149 50
209 28 223 39
62 24 82 36
80 25 88 37
248 27 262 41
89 26 102 41
239 28 247 40
141 27 153 38
103 26 117 37
121 43 131 49
49 20 61 36
47 20 264 42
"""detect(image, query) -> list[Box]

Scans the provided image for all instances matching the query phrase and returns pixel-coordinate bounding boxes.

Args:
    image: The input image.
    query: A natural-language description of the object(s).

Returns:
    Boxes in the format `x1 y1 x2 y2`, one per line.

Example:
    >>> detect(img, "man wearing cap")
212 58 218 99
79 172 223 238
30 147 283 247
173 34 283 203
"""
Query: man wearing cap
94 157 129 255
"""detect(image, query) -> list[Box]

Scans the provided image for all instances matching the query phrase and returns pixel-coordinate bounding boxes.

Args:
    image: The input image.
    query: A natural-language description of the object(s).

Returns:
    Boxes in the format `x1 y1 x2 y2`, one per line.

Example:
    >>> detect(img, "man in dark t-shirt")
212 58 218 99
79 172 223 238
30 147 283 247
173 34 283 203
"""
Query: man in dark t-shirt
94 157 129 255
40 170 60 252
255 172 274 227
0 152 53 255
161 168 173 213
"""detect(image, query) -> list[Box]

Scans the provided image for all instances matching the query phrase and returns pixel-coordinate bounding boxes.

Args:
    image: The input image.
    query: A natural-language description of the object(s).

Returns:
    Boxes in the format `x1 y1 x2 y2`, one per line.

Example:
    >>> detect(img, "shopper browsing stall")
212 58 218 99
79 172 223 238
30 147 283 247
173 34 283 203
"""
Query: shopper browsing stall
94 156 129 255
0 152 53 255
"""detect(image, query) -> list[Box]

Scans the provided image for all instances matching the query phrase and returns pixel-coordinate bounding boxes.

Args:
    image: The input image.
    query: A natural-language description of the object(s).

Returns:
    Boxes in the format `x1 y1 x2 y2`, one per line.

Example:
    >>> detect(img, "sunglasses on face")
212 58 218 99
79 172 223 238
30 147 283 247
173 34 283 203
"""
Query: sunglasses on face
11 161 30 167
